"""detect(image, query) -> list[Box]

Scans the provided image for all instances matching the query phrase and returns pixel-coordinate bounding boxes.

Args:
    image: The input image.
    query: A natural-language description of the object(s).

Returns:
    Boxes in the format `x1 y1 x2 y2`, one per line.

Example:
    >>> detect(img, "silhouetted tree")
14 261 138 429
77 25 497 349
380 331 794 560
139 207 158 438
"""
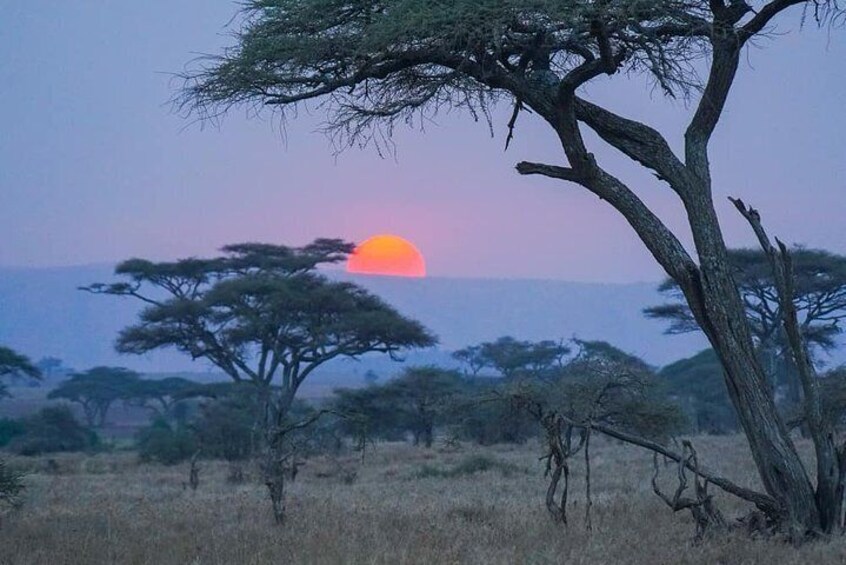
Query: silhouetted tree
124 377 198 423
84 239 435 523
451 345 486 377
647 248 846 406
177 0 846 537
35 357 69 382
0 346 40 398
455 337 569 379
47 367 140 428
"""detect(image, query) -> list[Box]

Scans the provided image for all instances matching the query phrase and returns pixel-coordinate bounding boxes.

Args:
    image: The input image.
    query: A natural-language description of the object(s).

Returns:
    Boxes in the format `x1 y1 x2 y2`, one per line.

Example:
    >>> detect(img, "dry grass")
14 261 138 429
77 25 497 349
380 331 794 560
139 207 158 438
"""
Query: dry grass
2 436 845 564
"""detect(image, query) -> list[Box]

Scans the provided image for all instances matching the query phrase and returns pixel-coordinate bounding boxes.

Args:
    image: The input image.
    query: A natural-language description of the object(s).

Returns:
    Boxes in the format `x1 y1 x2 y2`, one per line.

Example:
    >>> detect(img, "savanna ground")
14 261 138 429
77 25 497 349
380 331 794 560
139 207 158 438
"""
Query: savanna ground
3 436 846 564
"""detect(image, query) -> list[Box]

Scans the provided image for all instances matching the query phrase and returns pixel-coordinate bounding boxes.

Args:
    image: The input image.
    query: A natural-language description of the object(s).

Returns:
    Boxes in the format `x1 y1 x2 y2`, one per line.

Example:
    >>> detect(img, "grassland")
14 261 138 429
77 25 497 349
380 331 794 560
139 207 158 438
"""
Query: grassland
2 436 846 564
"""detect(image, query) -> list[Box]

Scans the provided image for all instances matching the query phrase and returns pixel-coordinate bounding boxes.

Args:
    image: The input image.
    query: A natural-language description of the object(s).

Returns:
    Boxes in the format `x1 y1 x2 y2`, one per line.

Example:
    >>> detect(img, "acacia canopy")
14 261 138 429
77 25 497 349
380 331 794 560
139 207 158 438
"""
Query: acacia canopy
84 240 436 409
646 248 846 352
47 367 140 428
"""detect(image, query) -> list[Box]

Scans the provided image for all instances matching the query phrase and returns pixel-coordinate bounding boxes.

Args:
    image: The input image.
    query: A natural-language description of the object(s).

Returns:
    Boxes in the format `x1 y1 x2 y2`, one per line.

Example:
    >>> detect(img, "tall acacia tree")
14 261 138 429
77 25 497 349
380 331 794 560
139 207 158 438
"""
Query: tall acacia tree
177 0 845 536
85 239 435 521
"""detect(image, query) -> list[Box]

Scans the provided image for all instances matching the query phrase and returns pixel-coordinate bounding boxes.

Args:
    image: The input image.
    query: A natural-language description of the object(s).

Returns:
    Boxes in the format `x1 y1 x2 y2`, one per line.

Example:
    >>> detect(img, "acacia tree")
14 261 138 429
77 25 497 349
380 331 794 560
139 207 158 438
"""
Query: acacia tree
177 0 846 537
383 366 464 447
454 336 570 379
85 239 434 522
0 346 41 398
47 367 140 428
124 377 198 423
647 247 846 405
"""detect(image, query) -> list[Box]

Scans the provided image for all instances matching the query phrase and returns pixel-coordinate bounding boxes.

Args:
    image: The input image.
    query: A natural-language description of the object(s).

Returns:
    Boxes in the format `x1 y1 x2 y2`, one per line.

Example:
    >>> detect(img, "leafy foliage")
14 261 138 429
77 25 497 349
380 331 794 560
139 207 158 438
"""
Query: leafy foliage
0 419 26 448
332 366 463 447
0 346 41 398
85 240 435 412
659 349 737 434
511 339 685 441
453 337 569 379
47 367 141 428
191 389 261 462
646 247 846 353
136 419 198 465
7 406 99 456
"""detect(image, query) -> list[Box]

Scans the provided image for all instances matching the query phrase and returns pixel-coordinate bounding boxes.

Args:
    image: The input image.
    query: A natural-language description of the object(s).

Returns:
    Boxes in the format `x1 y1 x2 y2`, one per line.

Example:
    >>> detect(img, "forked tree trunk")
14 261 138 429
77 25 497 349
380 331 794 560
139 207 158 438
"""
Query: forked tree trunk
265 460 287 524
678 186 822 535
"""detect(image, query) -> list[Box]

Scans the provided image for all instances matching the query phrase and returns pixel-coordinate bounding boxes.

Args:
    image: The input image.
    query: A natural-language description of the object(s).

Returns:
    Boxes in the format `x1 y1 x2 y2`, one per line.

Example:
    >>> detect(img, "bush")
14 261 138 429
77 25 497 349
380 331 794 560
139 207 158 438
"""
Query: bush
191 395 258 461
7 406 99 456
136 419 198 465
453 399 537 446
0 418 26 448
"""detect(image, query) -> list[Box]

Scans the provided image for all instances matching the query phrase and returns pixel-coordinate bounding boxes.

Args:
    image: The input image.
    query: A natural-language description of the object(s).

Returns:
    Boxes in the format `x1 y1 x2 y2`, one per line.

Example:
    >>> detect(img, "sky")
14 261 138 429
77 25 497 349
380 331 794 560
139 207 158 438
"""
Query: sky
1 2 844 283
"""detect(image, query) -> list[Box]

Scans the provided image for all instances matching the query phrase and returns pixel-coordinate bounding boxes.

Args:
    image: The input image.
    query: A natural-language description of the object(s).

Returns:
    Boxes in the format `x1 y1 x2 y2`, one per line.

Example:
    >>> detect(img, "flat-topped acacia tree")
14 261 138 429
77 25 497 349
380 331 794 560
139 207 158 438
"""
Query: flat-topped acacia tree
176 1 845 537
85 239 435 521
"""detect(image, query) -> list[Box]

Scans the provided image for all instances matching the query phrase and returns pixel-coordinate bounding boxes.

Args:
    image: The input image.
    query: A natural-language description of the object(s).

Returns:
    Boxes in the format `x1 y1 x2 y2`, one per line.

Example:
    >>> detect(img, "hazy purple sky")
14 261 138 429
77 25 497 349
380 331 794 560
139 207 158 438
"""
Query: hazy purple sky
1 2 844 282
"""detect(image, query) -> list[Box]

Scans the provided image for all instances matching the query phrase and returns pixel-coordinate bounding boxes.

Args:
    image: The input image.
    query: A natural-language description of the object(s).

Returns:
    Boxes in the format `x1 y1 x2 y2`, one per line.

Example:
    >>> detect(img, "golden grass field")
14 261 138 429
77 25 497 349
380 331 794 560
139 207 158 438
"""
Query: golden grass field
2 436 846 564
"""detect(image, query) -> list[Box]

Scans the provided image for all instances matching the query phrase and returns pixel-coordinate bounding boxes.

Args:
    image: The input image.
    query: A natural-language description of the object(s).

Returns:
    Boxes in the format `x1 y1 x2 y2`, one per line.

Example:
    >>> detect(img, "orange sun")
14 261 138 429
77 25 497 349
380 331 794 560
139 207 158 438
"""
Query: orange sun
347 234 426 278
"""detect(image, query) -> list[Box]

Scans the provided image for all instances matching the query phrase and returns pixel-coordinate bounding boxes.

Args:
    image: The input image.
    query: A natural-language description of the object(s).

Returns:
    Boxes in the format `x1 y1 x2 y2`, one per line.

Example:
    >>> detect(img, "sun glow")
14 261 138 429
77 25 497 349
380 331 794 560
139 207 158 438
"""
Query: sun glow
346 234 426 278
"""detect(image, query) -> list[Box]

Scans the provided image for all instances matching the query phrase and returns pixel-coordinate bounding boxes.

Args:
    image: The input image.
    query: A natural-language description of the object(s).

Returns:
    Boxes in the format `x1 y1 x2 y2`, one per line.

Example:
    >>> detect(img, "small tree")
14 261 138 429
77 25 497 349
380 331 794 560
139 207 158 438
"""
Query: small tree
192 388 262 462
382 366 464 448
47 367 140 428
509 341 685 527
0 346 41 398
136 418 198 465
454 337 570 379
85 239 435 522
451 345 486 377
331 385 405 444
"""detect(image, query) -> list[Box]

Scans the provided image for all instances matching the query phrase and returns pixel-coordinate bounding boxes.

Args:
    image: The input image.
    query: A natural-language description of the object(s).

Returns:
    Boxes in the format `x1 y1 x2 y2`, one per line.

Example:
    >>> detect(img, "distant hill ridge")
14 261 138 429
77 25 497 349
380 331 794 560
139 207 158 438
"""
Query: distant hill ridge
0 265 709 377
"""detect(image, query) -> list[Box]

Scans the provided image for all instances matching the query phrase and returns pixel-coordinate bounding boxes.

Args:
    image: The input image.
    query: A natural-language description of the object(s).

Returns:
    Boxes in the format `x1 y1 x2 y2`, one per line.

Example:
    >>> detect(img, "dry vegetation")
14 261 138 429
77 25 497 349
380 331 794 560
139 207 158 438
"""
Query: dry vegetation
2 436 846 564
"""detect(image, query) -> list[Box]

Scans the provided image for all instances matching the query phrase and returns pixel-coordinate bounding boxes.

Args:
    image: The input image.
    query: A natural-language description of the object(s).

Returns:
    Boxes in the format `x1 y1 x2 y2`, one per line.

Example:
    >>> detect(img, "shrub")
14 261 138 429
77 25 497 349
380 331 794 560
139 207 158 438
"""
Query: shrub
136 419 198 465
0 418 25 448
453 399 537 446
191 395 258 462
7 406 99 456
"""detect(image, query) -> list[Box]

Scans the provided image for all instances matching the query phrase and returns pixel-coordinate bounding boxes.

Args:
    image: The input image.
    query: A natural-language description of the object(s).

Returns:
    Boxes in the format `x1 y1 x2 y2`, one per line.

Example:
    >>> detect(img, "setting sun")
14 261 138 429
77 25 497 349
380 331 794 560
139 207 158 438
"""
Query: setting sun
347 234 426 278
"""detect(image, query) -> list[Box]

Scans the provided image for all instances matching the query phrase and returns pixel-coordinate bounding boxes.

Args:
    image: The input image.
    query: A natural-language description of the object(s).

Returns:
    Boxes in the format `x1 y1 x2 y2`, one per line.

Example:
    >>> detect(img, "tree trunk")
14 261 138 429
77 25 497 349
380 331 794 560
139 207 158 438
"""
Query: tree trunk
682 194 821 535
265 460 286 525
423 425 433 449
